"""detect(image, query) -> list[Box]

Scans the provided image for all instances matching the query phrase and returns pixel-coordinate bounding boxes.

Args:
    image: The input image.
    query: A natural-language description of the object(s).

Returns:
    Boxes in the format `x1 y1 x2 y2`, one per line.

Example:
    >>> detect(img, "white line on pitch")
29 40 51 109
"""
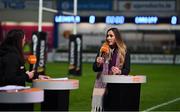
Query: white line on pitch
143 97 180 112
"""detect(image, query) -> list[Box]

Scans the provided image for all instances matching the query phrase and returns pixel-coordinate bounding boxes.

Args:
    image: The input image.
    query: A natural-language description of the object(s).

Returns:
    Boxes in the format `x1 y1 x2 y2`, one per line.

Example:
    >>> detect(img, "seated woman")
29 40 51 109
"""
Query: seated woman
0 29 49 86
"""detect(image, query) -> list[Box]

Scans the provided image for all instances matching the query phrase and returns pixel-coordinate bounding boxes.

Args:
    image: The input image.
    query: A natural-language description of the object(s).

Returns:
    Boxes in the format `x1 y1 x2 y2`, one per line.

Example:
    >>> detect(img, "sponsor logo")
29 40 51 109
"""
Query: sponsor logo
32 34 38 56
70 41 75 65
39 40 45 67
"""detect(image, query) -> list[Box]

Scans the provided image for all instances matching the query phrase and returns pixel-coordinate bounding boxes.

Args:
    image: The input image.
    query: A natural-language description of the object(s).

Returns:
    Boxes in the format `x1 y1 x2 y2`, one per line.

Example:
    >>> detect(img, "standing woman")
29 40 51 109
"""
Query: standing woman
92 27 130 111
0 29 34 86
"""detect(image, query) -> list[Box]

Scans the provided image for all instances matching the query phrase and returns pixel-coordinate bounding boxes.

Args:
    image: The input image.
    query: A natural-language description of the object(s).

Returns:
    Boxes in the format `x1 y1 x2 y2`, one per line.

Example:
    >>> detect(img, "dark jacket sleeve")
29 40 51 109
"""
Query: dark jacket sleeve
93 52 103 72
121 50 130 75
1 53 29 86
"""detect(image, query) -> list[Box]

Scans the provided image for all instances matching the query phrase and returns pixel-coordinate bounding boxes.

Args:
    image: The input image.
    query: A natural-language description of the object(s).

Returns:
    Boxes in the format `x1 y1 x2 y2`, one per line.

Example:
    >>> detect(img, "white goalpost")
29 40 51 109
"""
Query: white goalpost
38 0 78 34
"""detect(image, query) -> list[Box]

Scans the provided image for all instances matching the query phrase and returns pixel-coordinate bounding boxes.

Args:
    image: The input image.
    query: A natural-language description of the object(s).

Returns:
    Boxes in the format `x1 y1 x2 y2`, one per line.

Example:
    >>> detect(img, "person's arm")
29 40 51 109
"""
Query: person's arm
2 53 29 85
93 52 103 72
121 50 130 75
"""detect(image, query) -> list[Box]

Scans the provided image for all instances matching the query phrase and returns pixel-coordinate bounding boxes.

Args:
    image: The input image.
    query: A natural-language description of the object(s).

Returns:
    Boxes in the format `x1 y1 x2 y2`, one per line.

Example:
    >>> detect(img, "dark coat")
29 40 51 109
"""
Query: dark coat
93 49 130 75
0 46 29 86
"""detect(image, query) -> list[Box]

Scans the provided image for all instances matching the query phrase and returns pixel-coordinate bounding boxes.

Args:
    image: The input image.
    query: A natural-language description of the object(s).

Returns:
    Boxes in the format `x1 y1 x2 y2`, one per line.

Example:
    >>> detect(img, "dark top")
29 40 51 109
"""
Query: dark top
0 45 29 86
93 48 130 75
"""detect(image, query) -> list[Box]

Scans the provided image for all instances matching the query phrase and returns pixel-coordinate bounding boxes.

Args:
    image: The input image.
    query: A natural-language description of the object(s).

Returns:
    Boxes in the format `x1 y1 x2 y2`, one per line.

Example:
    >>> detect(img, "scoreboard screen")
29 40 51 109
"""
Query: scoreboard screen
54 15 179 25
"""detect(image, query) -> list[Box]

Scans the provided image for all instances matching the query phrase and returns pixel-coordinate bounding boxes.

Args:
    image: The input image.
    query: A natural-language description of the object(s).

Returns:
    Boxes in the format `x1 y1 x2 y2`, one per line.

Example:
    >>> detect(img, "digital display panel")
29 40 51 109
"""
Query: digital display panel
54 15 178 25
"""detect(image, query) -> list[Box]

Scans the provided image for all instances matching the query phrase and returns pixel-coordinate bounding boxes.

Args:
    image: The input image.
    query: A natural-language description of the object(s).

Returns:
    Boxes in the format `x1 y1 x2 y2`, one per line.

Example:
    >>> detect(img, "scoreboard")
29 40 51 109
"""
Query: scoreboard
55 15 178 25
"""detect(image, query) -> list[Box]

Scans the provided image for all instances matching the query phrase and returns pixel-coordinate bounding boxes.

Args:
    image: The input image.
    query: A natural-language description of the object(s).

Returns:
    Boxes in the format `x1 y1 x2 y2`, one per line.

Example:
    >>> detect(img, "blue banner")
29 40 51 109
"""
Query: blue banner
0 0 52 9
57 0 112 11
0 0 25 9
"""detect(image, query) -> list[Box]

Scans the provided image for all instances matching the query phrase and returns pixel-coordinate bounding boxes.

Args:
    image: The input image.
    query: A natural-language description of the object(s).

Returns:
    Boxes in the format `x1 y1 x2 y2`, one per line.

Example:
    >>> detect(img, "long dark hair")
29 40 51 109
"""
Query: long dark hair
0 29 25 62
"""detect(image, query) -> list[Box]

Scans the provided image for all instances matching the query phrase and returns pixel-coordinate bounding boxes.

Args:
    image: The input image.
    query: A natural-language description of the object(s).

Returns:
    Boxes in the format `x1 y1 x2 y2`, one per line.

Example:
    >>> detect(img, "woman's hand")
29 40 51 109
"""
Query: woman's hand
38 75 51 80
96 57 104 67
26 70 34 79
111 66 122 75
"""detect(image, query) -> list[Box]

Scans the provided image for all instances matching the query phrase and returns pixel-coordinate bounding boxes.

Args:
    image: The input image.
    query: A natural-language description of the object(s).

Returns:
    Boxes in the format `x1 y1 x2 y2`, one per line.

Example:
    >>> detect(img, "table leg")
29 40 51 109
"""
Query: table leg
0 103 34 111
41 90 70 111
104 83 141 111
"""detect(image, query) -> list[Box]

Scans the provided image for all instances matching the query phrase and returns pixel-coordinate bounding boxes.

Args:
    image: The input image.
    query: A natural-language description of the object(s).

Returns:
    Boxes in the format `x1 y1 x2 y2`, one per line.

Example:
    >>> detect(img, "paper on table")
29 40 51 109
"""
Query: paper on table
0 85 30 91
49 77 68 80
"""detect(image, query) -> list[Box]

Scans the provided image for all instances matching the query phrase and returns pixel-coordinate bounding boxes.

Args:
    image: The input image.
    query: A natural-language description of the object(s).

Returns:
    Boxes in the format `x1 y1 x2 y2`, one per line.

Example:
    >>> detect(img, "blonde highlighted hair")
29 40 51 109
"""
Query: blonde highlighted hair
106 28 127 67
